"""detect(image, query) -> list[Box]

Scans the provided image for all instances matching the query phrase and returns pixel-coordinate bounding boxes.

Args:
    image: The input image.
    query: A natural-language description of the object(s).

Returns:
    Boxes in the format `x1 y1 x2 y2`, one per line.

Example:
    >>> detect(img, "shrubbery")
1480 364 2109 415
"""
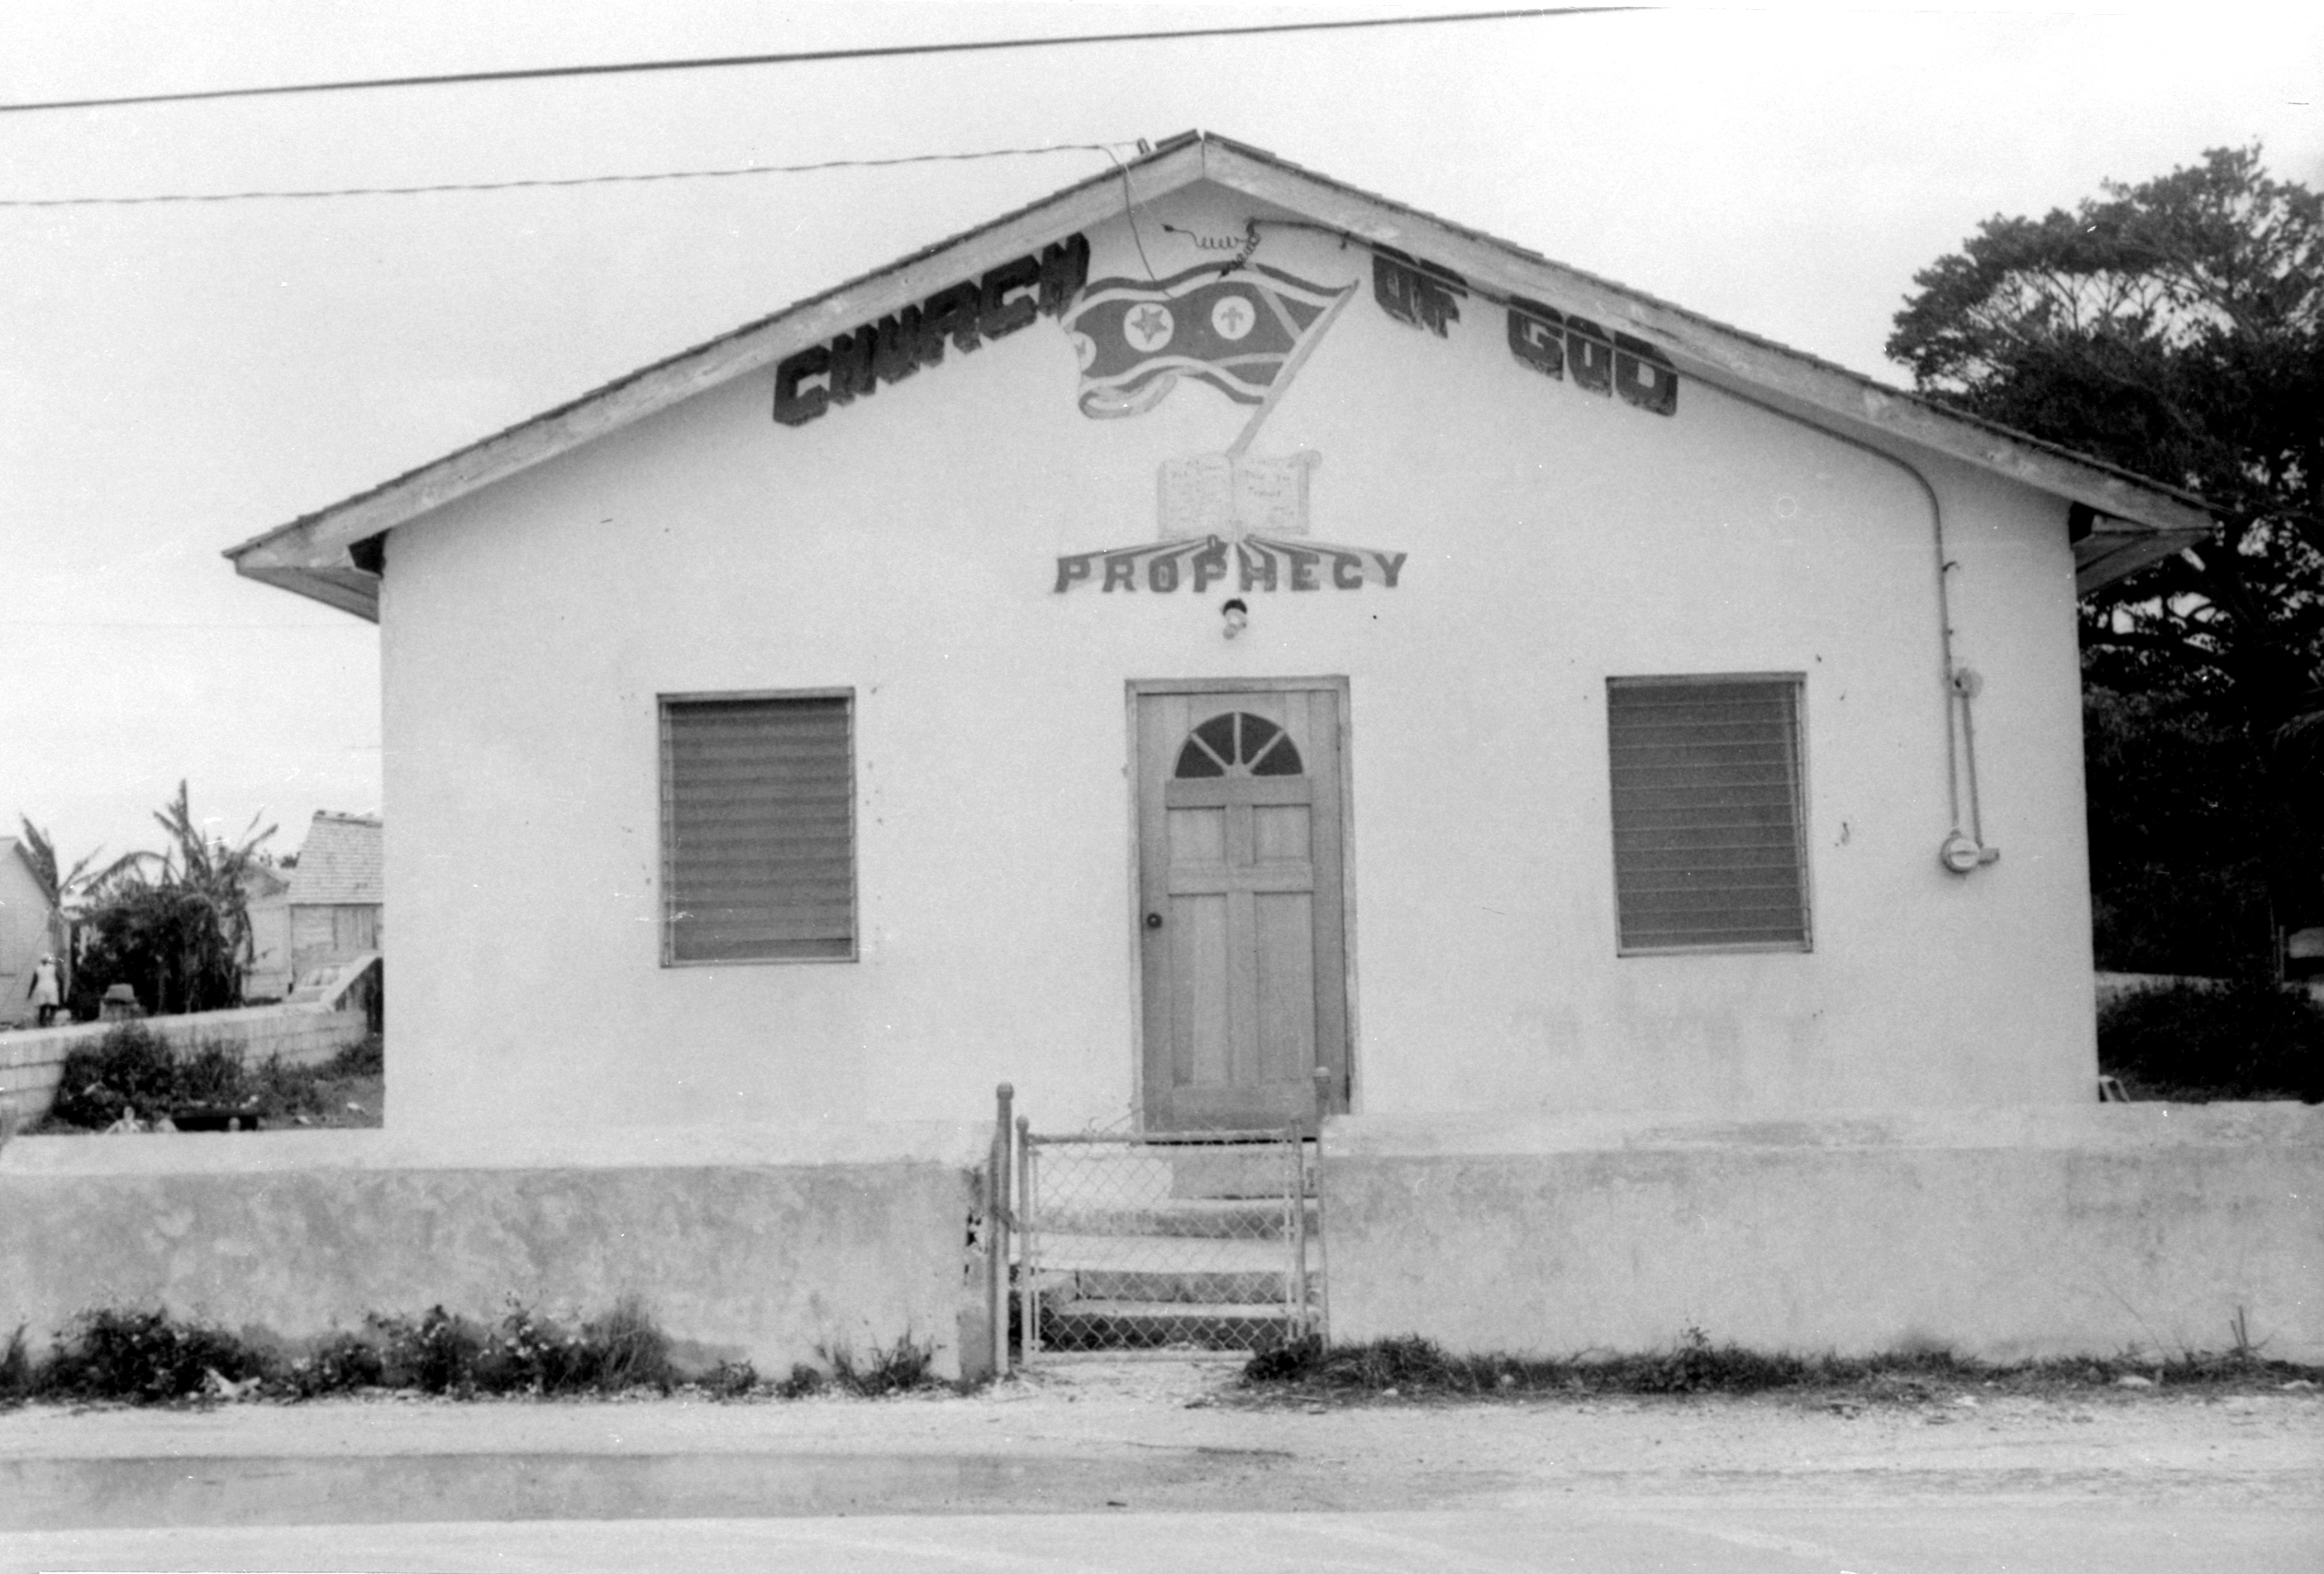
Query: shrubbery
358 1299 675 1396
2098 980 2324 1102
1241 1330 2323 1397
0 1300 939 1406
45 1024 184 1129
23 1308 267 1404
42 1024 381 1130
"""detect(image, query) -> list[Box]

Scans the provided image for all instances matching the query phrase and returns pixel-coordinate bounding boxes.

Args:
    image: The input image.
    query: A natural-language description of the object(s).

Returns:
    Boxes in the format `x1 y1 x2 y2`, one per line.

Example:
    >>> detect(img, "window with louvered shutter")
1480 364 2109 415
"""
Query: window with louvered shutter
660 693 855 964
1607 675 1810 953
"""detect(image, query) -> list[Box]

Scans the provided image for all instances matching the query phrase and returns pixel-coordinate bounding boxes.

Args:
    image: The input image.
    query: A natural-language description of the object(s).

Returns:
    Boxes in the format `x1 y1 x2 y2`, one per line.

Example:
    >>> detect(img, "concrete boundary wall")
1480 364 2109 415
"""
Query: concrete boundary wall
2094 971 2324 1005
0 1123 993 1381
1324 1104 2324 1364
0 1004 370 1123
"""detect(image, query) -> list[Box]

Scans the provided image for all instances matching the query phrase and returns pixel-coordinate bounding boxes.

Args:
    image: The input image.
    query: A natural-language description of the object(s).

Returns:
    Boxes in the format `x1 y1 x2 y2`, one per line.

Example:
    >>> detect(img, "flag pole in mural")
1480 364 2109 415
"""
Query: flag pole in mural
1056 260 1406 595
1224 284 1354 460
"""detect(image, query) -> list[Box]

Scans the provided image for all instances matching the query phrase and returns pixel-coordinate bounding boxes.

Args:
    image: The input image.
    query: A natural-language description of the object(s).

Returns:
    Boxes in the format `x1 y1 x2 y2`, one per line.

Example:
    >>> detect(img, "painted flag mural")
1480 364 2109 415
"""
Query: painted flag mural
1067 264 1354 418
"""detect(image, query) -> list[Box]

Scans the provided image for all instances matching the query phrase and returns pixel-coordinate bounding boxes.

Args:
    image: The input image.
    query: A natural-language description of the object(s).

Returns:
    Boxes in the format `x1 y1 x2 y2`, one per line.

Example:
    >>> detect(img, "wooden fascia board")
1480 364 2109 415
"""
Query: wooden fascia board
240 565 379 622
1198 141 2216 542
226 141 1211 576
2074 528 2199 597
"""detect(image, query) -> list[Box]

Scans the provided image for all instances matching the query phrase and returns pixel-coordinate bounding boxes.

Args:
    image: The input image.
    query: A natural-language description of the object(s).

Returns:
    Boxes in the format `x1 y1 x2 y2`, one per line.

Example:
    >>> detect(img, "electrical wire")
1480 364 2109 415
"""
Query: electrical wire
1 8 1636 115
0 141 1137 209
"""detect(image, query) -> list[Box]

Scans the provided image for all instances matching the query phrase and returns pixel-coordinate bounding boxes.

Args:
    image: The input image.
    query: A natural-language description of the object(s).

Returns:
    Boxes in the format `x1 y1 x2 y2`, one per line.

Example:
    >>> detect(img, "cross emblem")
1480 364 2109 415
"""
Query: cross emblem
1210 295 1255 341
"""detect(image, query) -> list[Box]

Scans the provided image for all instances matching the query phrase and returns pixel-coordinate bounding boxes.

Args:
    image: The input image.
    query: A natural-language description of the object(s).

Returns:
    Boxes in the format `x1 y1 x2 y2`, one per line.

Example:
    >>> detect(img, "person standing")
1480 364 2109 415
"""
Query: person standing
26 953 62 1027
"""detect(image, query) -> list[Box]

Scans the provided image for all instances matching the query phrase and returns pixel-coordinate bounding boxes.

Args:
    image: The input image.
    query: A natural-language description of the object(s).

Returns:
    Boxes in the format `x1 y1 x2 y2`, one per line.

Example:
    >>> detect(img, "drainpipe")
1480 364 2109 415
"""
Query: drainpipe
1712 386 2002 876
1241 217 2000 875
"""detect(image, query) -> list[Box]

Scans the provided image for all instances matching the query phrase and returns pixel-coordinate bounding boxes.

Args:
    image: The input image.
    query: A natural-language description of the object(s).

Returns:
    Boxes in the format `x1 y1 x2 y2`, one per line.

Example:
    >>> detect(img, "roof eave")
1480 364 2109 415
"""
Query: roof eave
223 133 1214 615
226 128 2214 614
1193 137 2216 553
2074 518 2207 596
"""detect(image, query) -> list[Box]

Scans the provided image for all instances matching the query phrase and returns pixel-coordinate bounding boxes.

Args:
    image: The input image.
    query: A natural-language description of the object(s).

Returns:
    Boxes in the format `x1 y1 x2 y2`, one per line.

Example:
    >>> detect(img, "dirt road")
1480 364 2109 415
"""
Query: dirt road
3 1357 2317 1571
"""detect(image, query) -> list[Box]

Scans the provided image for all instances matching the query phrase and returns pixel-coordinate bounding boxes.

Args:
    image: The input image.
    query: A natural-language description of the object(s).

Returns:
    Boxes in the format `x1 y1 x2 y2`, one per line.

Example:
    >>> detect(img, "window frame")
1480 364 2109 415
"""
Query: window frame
1604 671 1813 958
658 687 859 968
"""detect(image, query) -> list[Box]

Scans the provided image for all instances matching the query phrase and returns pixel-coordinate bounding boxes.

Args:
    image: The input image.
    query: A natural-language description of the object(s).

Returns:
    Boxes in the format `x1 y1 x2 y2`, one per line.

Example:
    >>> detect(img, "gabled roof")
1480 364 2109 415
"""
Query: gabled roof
0 837 53 902
239 861 292 900
226 130 2212 621
286 812 383 907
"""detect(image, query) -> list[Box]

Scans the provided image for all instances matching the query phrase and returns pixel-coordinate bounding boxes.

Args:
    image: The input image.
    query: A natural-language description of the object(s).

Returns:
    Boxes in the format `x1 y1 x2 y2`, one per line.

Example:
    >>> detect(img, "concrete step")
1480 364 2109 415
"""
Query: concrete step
1166 1147 1316 1200
1028 1232 1315 1276
1037 1199 1318 1241
1032 1300 1304 1353
1044 1268 1289 1305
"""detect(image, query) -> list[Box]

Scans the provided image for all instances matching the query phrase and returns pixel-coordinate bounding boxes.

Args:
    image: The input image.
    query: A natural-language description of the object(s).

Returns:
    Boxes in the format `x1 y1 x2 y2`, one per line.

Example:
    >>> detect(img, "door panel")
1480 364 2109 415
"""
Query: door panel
1169 807 1226 864
1136 684 1349 1132
1254 891 1317 1082
1252 805 1311 862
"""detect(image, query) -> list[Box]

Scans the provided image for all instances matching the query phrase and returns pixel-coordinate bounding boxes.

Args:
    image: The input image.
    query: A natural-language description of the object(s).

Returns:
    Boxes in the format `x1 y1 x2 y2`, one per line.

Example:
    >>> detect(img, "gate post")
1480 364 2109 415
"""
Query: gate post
1017 1114 1035 1365
990 1083 1013 1379
1310 1064 1331 1343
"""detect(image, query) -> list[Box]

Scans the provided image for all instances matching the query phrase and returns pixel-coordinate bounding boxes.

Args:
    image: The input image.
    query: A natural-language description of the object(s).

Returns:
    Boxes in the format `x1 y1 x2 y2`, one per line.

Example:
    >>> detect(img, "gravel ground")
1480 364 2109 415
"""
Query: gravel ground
6 1354 2317 1518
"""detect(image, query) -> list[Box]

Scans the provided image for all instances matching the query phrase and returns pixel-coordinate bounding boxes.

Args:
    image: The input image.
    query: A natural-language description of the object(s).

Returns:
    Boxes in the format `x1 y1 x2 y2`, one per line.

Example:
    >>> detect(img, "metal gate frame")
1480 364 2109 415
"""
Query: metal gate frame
987 1071 1333 1373
1015 1123 1321 1362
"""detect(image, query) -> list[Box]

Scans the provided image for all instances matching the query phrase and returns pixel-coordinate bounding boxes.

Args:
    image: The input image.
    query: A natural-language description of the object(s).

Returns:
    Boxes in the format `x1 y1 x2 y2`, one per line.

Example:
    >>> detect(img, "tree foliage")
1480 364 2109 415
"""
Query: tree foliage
13 816 139 913
1889 145 2324 962
68 784 276 1018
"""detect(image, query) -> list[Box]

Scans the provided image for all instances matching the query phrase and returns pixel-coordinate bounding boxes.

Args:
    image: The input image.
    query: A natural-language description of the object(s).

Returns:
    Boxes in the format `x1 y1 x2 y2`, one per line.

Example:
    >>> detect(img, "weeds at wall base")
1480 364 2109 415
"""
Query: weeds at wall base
1238 1329 2324 1403
0 1303 942 1408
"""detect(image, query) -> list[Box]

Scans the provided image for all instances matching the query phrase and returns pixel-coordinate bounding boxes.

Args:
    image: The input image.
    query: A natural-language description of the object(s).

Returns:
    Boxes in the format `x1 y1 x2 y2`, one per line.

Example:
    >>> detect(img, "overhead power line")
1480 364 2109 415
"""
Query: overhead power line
0 141 1136 209
0 7 1633 114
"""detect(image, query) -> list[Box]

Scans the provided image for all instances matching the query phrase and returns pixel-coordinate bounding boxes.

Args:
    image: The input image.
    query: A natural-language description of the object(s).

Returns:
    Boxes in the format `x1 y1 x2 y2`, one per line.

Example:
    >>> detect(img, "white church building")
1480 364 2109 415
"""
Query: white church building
227 131 2211 1142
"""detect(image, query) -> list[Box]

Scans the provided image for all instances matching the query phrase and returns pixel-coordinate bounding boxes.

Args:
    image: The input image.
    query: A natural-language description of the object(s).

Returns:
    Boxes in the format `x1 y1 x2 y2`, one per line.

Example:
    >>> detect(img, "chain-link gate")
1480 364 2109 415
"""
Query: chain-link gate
1014 1120 1322 1359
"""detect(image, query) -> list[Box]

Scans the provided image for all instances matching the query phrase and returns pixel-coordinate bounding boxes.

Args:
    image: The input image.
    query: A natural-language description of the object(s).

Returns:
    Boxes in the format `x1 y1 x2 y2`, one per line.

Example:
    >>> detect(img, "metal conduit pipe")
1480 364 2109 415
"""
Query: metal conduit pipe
1241 217 2002 873
1711 384 1999 875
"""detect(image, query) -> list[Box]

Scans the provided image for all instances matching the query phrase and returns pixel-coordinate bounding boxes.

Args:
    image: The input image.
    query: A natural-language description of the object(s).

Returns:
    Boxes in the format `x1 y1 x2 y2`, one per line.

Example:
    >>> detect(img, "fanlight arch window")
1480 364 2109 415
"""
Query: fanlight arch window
1174 711 1304 779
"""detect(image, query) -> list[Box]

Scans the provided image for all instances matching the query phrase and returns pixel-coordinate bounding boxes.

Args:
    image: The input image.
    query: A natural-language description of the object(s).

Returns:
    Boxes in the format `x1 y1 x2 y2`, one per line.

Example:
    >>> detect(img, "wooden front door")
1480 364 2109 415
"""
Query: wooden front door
1136 683 1350 1132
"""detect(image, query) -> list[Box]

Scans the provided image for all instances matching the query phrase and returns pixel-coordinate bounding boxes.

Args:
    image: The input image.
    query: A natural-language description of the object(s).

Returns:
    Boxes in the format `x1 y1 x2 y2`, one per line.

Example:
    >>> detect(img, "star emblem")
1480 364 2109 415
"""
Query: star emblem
1125 303 1175 351
1210 295 1255 341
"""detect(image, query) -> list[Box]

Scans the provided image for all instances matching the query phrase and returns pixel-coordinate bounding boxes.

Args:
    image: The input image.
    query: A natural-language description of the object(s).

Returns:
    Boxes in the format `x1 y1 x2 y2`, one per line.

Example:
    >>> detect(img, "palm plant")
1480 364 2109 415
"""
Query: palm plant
62 785 277 1017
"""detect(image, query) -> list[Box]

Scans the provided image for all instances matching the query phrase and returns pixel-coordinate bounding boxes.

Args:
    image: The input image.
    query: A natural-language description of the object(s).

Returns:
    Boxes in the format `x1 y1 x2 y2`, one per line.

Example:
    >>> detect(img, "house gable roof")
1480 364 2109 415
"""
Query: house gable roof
226 130 2212 619
0 837 51 903
286 812 383 907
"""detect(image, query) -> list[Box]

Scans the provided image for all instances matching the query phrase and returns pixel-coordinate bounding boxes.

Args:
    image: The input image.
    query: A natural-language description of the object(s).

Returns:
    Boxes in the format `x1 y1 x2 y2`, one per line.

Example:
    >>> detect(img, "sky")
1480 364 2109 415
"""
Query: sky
3 0 2318 875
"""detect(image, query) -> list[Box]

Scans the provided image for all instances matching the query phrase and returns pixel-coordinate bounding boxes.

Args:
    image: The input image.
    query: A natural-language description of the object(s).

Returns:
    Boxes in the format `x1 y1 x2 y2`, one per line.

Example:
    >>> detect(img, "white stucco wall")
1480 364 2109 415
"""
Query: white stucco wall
1324 1104 2324 1363
0 1123 990 1381
379 182 2097 1137
0 848 61 1029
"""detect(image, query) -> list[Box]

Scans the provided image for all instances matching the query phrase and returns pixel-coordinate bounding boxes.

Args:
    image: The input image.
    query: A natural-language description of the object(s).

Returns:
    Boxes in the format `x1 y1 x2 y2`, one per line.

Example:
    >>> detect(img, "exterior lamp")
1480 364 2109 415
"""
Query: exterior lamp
1222 599 1250 639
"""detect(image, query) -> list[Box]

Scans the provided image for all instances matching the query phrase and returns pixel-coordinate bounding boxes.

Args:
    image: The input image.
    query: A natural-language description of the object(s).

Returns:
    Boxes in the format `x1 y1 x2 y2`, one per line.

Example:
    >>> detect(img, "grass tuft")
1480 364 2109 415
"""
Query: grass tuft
0 1325 32 1401
1241 1330 2324 1402
702 1359 760 1399
0 1297 690 1405
813 1333 939 1398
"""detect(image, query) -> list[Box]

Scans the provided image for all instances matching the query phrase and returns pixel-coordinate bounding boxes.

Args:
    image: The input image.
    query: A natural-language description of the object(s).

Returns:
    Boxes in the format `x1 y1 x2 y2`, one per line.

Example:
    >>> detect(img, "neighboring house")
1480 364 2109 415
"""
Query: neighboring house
283 812 382 986
239 861 294 1001
0 838 68 1028
226 132 2210 1139
2288 926 2324 983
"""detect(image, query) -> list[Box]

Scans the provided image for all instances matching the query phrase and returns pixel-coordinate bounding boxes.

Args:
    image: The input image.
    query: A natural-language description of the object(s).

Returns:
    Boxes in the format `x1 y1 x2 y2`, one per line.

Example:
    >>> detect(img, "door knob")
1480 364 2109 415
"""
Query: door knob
1145 912 1164 929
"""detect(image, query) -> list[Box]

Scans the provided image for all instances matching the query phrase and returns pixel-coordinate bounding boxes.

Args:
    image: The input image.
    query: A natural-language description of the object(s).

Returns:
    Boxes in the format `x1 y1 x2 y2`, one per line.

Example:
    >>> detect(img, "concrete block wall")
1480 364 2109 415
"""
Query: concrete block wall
1324 1104 2324 1363
0 1123 993 1381
0 1004 370 1124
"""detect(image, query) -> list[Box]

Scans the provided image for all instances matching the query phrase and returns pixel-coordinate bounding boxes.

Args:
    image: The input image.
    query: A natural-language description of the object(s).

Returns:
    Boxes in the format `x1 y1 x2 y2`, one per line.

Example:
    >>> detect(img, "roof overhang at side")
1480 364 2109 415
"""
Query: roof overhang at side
226 131 2212 621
